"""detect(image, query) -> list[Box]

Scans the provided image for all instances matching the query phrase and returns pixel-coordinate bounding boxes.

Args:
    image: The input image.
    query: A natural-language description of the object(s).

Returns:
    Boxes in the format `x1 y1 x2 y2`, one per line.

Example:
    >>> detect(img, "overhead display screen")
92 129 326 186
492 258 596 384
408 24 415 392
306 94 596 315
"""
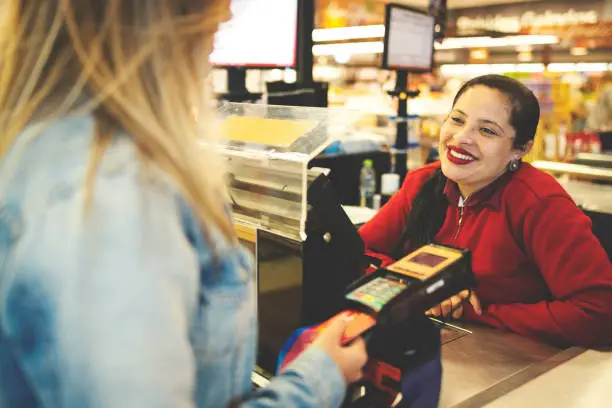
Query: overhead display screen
210 0 298 68
383 4 435 72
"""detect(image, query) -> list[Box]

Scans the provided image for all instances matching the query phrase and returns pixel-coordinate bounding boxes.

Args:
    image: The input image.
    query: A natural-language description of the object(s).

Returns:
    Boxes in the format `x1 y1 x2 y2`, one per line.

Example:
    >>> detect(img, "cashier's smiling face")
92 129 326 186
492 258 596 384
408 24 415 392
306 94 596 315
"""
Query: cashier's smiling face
439 85 525 198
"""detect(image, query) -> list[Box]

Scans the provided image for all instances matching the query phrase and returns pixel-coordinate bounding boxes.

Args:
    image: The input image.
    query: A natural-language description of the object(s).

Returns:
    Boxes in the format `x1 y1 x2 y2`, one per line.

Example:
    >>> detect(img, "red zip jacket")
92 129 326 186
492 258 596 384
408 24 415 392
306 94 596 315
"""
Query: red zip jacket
359 162 612 348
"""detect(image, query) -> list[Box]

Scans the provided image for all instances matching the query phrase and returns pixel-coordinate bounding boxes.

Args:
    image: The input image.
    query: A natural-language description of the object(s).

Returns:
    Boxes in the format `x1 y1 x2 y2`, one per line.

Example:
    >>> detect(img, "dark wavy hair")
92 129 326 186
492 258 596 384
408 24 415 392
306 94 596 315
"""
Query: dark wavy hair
392 75 540 258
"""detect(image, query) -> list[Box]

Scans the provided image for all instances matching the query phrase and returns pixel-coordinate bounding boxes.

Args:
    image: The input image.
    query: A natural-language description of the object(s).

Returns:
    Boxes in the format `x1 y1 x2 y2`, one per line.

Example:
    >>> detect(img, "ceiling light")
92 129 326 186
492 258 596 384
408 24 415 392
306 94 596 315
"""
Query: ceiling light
516 63 545 73
548 63 576 72
312 41 384 56
435 35 558 50
488 64 517 73
439 63 612 75
576 63 608 72
312 26 558 51
312 25 385 42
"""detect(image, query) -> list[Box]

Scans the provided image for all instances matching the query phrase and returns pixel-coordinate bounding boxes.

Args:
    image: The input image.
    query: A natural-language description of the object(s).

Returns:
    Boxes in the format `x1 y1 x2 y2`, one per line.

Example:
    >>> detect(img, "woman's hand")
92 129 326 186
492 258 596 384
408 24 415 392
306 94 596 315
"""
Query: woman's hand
425 290 482 320
312 315 369 385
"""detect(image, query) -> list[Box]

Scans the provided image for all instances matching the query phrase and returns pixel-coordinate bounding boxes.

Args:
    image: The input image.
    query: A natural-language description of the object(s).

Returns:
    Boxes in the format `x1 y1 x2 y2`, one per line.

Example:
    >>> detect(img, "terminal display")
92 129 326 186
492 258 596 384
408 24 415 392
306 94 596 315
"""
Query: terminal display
382 4 435 72
410 252 447 267
209 0 298 68
387 244 462 280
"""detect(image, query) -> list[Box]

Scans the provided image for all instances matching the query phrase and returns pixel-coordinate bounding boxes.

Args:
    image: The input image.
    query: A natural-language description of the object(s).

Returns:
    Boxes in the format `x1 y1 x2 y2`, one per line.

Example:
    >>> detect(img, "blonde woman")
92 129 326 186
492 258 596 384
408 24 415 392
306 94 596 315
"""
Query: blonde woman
0 1 366 407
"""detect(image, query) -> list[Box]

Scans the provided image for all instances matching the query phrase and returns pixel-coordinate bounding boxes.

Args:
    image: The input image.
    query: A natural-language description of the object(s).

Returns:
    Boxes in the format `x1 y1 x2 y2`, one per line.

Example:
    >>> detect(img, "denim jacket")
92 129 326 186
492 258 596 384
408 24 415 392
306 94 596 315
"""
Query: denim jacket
0 115 346 408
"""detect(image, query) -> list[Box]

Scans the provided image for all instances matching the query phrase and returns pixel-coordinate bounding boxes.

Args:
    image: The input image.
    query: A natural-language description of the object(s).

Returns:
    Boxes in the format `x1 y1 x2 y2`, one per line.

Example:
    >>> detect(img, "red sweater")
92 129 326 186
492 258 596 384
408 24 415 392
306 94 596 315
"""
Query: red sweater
359 162 612 348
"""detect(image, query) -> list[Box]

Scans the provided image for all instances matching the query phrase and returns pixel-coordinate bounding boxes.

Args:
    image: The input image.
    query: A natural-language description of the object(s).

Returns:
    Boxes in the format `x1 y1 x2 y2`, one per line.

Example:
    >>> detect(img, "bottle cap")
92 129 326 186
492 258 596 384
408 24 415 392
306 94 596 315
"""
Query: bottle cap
363 159 373 167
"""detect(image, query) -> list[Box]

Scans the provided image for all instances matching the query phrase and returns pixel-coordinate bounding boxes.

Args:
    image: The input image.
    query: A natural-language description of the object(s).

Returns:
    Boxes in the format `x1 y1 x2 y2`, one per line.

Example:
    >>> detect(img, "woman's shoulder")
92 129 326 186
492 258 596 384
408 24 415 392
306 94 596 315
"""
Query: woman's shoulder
510 163 571 198
4 115 94 182
3 116 195 256
5 115 179 209
5 116 129 199
3 114 249 302
503 163 575 211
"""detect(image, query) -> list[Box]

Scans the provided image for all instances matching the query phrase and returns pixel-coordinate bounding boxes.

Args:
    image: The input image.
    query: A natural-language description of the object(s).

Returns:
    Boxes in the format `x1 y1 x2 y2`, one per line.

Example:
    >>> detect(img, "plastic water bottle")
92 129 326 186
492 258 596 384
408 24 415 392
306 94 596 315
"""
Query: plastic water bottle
360 159 376 208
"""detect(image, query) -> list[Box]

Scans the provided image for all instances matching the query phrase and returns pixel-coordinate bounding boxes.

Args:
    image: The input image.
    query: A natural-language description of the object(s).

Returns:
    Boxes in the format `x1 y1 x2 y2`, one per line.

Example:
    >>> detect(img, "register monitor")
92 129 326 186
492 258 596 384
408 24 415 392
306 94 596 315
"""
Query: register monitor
382 3 435 72
210 0 298 68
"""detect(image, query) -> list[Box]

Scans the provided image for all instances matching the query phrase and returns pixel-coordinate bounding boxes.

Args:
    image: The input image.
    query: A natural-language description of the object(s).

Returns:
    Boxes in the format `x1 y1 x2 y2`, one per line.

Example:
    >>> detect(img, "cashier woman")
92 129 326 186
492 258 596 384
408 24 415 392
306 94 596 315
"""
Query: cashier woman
361 74 612 348
0 1 366 408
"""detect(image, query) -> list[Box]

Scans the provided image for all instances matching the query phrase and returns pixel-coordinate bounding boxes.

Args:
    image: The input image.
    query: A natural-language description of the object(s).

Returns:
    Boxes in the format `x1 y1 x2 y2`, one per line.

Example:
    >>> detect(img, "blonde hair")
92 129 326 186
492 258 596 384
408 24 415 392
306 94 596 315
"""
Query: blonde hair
0 0 235 241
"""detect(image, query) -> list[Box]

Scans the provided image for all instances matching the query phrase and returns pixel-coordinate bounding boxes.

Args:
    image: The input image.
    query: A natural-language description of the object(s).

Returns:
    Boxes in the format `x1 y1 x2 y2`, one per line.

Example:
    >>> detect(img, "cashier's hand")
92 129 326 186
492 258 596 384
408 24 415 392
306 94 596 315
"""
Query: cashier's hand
425 290 482 320
313 316 368 385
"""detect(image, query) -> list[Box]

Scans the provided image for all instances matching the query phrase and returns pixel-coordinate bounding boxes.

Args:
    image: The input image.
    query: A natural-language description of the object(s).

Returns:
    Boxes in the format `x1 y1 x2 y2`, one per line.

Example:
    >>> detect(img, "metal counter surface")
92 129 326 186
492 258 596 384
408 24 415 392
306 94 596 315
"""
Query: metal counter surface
484 348 612 407
436 322 580 408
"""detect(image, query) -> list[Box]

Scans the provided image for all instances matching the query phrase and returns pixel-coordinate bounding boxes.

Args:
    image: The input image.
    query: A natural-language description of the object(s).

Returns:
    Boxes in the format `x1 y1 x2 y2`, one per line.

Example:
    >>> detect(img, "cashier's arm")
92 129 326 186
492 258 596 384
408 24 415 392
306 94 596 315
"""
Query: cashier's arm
474 196 612 348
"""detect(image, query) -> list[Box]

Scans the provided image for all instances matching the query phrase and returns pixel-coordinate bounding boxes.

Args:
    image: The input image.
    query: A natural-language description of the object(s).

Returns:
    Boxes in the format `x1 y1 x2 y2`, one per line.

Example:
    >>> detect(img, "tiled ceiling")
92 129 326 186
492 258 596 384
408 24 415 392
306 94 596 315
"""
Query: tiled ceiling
395 0 543 9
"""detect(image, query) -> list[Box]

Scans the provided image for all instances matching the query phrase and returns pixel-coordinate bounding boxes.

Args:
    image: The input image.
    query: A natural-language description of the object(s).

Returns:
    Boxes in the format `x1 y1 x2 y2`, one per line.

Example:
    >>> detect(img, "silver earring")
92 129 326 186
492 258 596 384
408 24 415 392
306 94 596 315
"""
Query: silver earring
508 160 520 172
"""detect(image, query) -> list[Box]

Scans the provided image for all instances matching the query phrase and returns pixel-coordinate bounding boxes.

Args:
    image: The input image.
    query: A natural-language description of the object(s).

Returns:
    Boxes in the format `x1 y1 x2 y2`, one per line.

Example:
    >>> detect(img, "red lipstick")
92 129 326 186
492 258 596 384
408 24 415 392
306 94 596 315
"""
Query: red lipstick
446 146 477 165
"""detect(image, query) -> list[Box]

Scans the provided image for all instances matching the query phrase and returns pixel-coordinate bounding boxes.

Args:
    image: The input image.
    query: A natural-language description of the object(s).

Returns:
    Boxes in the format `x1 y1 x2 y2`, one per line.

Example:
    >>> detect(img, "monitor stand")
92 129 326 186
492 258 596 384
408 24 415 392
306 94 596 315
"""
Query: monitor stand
220 67 262 103
387 70 421 182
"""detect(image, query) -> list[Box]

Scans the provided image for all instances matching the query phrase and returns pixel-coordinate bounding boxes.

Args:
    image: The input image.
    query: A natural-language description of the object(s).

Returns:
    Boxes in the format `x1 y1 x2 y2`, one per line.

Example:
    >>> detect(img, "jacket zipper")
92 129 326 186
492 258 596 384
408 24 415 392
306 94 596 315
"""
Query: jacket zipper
451 197 469 244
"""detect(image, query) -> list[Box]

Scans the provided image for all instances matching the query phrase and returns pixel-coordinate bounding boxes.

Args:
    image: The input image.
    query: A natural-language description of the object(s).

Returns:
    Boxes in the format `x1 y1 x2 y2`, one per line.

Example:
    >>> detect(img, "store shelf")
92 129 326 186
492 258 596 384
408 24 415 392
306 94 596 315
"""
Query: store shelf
532 161 612 182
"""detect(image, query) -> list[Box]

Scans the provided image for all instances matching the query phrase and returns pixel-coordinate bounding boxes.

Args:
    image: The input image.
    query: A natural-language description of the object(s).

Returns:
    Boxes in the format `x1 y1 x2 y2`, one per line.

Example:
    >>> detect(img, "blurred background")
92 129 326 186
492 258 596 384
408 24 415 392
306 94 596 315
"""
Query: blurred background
211 0 612 168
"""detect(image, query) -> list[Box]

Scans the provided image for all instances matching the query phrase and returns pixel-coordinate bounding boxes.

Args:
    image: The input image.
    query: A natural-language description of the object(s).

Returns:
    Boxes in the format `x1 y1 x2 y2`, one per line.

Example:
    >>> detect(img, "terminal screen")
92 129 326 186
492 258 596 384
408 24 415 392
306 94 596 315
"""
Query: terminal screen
346 277 407 312
409 252 447 268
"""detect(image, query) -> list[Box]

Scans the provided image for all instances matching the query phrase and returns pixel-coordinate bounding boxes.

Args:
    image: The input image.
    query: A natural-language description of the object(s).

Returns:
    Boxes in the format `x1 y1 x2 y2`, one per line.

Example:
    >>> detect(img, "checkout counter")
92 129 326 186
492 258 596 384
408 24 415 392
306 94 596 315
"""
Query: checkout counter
217 103 612 407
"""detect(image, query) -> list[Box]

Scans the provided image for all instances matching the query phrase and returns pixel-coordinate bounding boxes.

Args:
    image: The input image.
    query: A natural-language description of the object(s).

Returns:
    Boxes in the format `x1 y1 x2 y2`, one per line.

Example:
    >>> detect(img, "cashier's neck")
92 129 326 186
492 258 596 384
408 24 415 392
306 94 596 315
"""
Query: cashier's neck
455 173 506 203
457 182 480 204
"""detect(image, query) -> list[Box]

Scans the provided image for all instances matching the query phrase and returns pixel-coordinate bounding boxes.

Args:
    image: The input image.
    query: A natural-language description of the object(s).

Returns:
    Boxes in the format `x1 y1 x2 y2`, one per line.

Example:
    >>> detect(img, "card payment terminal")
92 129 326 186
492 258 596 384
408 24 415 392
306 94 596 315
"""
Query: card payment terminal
278 243 477 374
339 243 476 345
